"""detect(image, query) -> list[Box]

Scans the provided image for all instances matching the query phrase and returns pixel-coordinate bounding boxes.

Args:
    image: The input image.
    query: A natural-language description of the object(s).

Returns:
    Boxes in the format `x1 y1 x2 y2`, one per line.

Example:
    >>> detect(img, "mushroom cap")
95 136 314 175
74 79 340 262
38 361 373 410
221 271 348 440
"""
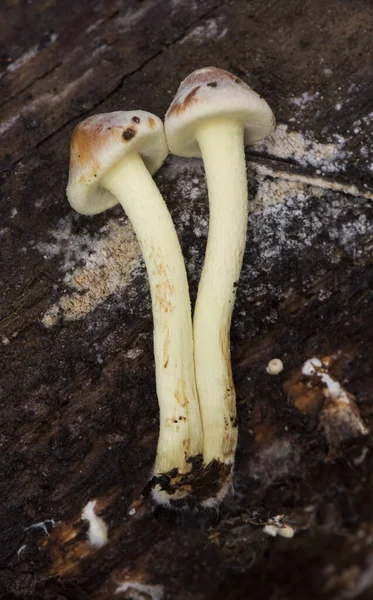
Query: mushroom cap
67 111 168 215
165 67 275 157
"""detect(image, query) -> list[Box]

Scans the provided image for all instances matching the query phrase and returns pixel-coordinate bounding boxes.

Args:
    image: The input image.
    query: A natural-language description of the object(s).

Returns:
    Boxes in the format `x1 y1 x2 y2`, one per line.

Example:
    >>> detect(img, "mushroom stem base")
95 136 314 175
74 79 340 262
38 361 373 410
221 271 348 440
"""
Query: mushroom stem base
147 458 233 508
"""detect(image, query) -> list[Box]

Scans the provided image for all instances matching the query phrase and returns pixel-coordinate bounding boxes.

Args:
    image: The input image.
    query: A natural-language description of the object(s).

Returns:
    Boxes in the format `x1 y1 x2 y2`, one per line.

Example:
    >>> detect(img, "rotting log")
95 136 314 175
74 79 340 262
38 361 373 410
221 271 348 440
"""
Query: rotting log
1 0 373 598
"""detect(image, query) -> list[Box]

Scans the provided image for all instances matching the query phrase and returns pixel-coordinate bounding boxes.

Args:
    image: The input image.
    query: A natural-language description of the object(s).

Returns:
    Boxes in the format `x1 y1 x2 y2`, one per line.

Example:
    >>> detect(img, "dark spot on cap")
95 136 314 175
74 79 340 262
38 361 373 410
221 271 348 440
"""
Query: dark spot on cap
132 116 140 123
123 127 136 141
108 127 111 130
207 81 217 87
235 78 241 84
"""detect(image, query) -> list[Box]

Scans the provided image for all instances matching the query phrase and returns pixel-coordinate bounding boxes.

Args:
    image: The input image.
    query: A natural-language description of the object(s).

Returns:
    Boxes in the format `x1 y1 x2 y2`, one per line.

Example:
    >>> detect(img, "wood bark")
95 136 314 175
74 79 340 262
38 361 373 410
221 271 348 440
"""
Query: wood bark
1 0 373 598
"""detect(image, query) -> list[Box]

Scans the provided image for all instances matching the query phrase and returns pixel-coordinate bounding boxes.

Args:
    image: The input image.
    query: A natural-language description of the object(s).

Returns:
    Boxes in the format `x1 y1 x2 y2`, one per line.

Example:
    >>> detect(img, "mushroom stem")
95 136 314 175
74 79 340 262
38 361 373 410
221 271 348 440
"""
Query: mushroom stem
101 152 203 491
193 118 248 469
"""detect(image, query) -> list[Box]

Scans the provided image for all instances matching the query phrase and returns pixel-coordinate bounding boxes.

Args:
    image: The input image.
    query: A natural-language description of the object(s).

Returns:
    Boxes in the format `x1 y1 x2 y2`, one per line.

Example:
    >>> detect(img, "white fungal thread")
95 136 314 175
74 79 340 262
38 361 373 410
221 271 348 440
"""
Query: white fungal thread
301 357 368 438
263 515 294 538
302 357 323 377
354 447 369 466
17 544 27 557
81 500 108 549
24 519 57 536
115 581 164 599
302 358 350 403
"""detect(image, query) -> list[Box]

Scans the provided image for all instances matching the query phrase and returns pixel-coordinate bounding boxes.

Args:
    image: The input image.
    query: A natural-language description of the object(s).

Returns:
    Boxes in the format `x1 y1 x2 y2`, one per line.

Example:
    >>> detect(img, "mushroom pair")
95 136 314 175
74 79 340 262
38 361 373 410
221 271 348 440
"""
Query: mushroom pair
67 68 275 507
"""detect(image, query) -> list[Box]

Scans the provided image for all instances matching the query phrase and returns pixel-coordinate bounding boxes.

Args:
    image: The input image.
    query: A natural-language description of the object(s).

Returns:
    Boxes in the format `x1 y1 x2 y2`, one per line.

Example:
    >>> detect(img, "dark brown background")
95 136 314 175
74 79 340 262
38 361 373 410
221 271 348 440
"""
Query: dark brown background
1 0 373 598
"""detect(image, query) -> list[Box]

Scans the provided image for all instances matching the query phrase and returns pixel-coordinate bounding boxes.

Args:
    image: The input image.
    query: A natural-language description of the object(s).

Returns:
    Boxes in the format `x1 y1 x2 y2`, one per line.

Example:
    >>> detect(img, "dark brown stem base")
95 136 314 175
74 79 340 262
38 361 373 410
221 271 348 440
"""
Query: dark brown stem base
146 456 233 508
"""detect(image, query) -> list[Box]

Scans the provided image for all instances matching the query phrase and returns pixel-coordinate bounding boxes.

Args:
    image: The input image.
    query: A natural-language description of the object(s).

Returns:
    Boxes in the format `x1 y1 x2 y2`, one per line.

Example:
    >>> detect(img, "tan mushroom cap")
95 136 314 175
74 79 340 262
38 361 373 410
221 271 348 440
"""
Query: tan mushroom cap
67 111 168 215
165 67 275 157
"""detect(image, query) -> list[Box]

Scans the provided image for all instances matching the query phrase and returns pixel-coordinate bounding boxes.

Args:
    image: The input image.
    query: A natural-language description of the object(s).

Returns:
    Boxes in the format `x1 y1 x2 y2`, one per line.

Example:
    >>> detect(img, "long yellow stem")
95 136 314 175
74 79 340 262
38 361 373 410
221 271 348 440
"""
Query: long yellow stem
102 152 203 502
194 118 248 468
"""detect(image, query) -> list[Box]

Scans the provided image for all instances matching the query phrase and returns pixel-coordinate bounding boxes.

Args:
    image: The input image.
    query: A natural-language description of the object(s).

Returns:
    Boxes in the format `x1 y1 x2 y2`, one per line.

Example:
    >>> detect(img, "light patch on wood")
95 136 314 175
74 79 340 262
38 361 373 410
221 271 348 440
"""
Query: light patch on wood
179 18 228 45
253 124 343 172
115 581 164 599
3 70 95 141
6 34 58 73
251 123 373 200
252 175 309 209
40 218 140 324
252 162 373 200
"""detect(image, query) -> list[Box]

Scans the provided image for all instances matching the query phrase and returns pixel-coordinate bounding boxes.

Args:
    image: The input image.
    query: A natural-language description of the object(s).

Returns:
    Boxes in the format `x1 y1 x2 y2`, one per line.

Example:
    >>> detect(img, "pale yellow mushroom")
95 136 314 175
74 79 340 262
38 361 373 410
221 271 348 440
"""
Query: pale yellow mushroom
165 69 275 502
67 111 203 505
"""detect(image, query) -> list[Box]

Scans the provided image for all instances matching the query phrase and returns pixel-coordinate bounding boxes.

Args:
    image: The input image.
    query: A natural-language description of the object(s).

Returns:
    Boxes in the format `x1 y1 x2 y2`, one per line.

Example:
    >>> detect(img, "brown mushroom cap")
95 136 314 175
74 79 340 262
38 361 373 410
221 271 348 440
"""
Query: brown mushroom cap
67 111 168 215
165 67 275 157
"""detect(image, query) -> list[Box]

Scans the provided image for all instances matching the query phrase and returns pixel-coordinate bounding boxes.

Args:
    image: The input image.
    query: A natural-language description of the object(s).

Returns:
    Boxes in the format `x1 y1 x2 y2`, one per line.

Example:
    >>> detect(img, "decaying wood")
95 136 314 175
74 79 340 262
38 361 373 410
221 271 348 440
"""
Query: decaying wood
1 0 373 598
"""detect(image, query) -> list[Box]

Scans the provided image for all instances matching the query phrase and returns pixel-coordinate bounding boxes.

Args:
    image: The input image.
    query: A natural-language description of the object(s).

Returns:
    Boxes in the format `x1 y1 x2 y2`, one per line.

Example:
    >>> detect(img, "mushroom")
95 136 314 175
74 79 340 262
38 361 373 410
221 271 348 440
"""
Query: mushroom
266 358 284 375
165 68 275 501
67 111 203 504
